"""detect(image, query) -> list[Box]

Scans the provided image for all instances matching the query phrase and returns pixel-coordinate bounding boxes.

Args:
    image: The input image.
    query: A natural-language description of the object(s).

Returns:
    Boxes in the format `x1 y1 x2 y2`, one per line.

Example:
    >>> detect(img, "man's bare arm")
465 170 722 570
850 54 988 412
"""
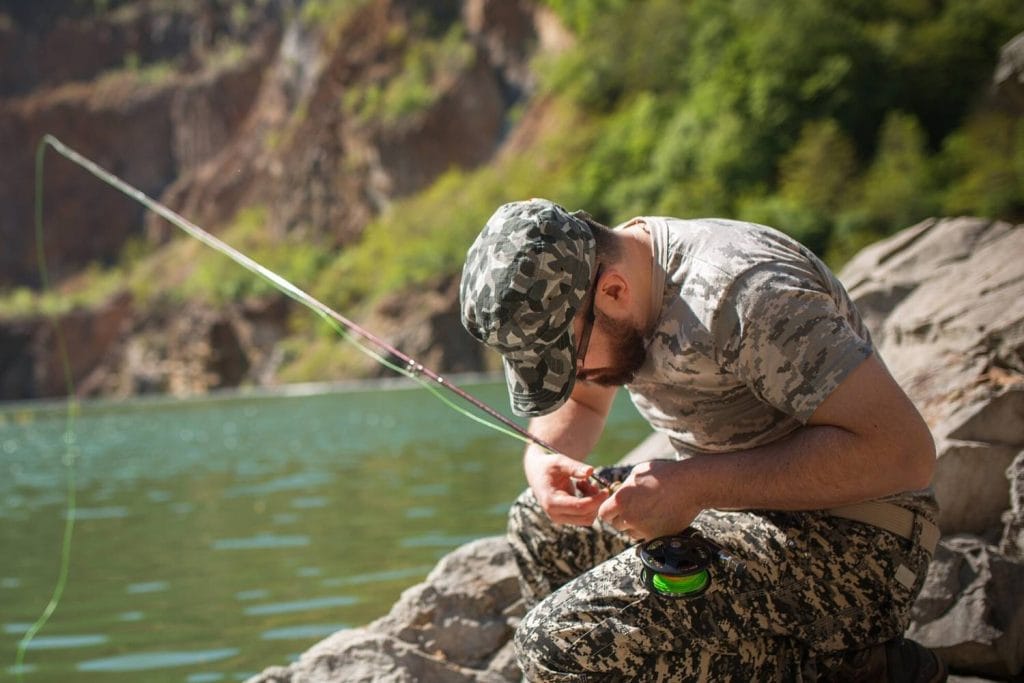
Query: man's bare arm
600 354 936 538
523 381 618 526
527 380 618 460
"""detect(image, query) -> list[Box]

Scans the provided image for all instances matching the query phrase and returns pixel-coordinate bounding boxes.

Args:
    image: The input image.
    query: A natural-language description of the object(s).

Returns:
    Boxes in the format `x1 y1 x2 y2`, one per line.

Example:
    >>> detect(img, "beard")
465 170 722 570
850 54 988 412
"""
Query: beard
580 310 648 387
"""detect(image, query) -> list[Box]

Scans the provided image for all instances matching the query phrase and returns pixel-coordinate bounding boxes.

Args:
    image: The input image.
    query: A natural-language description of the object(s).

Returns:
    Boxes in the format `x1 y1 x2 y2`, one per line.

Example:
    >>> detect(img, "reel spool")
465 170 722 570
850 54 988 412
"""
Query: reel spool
638 531 713 598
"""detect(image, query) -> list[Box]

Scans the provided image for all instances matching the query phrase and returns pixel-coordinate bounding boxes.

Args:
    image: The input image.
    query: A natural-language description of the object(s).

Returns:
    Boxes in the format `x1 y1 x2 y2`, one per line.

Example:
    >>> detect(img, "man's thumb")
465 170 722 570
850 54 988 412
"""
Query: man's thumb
568 460 593 479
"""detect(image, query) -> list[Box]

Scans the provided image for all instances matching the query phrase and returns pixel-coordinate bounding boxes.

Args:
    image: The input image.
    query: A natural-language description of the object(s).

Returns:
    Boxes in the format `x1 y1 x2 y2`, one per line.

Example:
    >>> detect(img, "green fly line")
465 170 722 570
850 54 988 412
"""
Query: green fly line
12 140 84 678
16 134 591 676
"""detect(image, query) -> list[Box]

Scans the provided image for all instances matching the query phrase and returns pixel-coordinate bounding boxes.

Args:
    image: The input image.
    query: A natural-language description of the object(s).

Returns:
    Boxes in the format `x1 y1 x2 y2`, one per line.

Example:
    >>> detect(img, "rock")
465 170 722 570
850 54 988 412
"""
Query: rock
993 32 1024 115
839 217 1024 535
619 430 674 465
0 293 294 401
26 291 135 398
907 537 1024 679
463 0 538 94
839 217 1024 678
245 536 523 683
1001 451 1024 559
0 1 282 288
158 0 537 255
367 275 485 379
0 0 567 401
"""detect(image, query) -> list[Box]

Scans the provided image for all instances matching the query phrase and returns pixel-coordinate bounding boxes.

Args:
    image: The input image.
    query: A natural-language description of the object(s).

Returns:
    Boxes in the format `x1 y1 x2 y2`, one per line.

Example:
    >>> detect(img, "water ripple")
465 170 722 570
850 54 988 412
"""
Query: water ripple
260 623 348 640
69 506 129 520
211 534 310 550
243 595 359 616
127 581 169 594
77 648 239 672
23 634 109 650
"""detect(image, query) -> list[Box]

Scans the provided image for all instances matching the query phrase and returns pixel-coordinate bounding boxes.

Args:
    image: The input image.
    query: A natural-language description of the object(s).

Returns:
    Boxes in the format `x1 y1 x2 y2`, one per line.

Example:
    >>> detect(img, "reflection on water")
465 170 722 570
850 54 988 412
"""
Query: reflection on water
69 506 130 520
1 377 649 681
211 534 311 550
77 648 240 672
243 595 360 616
22 635 109 650
398 532 487 548
125 581 169 594
260 623 349 641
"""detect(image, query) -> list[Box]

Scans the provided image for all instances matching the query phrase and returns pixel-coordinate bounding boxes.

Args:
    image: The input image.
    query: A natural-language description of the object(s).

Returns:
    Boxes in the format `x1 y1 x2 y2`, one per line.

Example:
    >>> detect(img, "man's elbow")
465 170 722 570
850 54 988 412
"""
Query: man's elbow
902 425 937 491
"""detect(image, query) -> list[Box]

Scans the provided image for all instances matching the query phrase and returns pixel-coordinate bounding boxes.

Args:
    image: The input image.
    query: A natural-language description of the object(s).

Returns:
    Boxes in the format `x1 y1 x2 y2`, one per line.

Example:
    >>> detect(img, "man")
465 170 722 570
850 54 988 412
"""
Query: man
459 199 946 681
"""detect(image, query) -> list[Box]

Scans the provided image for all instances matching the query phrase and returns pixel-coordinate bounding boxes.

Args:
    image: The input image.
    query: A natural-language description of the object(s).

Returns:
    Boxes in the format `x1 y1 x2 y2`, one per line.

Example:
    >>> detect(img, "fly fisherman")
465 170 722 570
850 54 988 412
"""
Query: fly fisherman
459 199 946 681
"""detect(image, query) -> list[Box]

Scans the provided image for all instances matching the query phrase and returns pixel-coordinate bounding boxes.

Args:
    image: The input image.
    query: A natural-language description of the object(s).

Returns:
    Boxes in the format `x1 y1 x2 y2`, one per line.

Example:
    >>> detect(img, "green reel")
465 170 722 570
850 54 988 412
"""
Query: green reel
638 531 714 598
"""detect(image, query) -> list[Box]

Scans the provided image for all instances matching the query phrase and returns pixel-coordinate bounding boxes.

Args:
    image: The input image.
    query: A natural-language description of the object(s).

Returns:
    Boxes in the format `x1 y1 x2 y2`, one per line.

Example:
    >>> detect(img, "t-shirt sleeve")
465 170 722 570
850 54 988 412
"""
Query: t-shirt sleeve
713 263 873 422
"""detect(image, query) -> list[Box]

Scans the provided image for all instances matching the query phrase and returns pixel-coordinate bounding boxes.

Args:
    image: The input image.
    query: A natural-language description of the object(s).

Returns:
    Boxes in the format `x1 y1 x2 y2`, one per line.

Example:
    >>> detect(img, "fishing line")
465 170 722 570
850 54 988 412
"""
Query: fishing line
35 134 565 448
13 139 83 680
17 134 612 673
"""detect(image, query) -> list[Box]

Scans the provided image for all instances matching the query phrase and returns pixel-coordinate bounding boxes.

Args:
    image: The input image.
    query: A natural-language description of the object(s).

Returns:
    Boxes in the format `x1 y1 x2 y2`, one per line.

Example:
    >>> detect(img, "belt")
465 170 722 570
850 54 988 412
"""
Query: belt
828 501 940 556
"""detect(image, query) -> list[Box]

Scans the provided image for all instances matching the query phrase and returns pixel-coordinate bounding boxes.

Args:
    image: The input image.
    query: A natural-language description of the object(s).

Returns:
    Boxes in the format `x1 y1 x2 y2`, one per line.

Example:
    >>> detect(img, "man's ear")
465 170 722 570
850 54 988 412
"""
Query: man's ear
597 270 630 308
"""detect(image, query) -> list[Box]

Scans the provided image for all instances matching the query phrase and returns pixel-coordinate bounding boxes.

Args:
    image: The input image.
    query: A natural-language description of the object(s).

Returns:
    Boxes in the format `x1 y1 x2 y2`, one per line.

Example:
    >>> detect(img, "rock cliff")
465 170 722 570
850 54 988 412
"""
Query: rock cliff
0 0 558 400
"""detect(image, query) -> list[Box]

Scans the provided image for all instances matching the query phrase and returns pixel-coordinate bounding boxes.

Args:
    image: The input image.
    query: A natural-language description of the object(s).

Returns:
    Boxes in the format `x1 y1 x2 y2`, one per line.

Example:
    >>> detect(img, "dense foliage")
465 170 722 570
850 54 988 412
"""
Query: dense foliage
326 0 1023 319
534 0 1024 261
5 0 1022 383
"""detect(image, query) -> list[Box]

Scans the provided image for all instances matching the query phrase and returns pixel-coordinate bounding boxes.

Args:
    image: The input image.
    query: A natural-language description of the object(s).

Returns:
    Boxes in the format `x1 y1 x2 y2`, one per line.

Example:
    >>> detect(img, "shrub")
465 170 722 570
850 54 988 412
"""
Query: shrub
941 111 1024 220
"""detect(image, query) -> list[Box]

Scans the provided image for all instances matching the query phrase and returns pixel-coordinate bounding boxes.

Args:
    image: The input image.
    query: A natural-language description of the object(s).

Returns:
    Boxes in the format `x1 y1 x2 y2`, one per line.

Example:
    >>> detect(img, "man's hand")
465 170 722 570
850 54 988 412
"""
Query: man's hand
525 449 609 527
596 460 699 540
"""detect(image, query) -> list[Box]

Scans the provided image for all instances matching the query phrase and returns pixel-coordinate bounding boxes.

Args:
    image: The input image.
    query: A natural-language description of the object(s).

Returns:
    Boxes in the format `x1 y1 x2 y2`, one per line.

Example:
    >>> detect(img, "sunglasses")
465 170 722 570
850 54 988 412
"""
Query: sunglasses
575 264 603 373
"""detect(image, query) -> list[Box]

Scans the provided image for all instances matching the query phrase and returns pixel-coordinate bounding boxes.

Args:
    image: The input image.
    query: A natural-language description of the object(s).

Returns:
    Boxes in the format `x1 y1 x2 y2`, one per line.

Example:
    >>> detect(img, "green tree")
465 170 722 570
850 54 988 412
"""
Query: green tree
826 112 939 265
891 0 1024 146
859 111 938 231
573 94 672 218
738 119 857 254
780 119 859 216
941 111 1024 220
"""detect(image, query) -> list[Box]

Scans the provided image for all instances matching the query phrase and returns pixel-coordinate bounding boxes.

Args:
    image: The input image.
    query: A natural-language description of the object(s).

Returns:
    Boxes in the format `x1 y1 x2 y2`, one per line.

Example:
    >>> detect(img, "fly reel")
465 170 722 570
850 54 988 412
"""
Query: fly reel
637 530 714 598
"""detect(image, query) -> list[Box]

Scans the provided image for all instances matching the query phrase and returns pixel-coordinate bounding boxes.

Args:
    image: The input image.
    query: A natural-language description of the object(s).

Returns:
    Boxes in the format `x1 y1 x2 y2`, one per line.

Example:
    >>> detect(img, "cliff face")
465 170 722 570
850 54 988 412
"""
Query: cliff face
0 0 283 287
0 0 557 400
4 4 1020 404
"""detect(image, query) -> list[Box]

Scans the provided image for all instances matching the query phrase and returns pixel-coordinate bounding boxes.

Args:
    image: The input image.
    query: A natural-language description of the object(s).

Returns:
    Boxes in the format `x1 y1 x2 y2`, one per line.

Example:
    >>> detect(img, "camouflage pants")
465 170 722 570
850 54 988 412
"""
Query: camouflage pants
509 469 933 682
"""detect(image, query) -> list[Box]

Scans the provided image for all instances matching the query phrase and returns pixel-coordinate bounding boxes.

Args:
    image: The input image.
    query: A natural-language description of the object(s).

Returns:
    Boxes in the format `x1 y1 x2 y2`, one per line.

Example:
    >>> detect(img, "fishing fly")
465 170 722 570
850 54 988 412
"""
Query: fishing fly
15 134 613 676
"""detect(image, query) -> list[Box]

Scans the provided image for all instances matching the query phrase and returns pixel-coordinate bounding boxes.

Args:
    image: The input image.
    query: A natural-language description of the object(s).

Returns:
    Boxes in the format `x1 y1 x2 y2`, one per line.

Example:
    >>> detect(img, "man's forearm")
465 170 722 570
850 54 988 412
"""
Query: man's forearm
526 398 608 462
678 354 936 513
680 424 931 512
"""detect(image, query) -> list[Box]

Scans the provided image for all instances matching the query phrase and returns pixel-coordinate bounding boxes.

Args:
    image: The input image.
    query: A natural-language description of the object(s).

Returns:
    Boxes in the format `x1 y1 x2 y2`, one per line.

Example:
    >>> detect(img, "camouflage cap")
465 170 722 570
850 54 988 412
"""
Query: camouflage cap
460 199 596 417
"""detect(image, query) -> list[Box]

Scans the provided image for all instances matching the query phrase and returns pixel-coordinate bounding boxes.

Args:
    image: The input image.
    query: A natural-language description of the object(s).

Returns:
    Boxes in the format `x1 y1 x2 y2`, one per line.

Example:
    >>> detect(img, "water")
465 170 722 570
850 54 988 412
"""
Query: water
0 378 650 682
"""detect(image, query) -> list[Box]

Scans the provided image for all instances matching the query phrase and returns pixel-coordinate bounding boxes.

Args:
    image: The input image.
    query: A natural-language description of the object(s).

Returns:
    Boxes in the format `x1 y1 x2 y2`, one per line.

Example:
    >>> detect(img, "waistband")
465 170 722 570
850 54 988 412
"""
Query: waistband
828 501 940 555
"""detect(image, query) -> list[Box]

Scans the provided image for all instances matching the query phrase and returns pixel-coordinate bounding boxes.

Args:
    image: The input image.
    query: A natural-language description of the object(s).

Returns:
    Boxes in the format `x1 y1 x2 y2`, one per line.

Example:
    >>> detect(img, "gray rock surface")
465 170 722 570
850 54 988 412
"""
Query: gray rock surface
840 218 1024 680
840 218 1024 536
246 537 524 683
907 537 1024 679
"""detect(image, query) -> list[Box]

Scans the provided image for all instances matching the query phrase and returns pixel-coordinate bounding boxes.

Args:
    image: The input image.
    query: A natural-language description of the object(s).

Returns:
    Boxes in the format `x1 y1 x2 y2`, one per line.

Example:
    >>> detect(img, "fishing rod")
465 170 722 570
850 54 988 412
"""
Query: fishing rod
17 133 617 676
33 135 614 489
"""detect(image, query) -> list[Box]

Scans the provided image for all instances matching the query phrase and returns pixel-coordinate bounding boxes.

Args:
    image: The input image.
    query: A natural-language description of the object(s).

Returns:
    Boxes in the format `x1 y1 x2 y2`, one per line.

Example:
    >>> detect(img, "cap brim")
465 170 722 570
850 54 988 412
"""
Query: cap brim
502 331 577 417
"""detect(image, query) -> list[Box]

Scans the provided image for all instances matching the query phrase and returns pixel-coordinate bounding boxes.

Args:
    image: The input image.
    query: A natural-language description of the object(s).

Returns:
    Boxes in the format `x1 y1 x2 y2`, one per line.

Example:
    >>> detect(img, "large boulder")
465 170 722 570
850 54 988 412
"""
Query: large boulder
245 536 524 683
907 536 1024 680
839 217 1024 537
839 218 1024 679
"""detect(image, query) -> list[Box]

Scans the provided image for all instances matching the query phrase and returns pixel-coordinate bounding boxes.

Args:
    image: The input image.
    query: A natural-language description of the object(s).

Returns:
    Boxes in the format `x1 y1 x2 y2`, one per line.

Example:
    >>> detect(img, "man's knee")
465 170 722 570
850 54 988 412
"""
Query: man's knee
507 488 547 541
514 604 579 682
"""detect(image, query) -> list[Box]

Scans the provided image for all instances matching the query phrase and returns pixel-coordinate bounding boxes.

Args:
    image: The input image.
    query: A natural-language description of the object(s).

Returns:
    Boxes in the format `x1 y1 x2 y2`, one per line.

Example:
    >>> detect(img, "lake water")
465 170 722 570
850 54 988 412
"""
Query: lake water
1 377 650 682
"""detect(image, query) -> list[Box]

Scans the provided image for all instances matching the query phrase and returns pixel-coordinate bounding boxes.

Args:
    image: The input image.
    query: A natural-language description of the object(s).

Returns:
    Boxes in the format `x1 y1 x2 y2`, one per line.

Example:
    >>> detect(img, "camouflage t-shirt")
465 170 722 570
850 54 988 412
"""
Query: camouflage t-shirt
623 217 935 514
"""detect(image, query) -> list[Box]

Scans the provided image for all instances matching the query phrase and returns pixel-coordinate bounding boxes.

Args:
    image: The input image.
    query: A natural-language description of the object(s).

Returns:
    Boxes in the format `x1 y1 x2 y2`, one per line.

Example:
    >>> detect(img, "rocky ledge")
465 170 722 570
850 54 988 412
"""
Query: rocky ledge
247 217 1024 683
